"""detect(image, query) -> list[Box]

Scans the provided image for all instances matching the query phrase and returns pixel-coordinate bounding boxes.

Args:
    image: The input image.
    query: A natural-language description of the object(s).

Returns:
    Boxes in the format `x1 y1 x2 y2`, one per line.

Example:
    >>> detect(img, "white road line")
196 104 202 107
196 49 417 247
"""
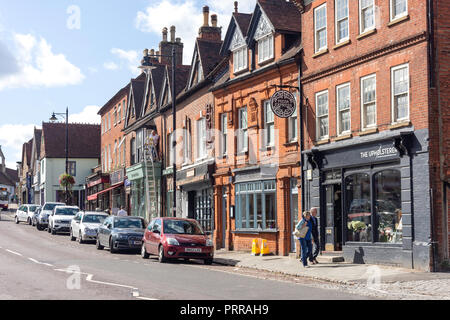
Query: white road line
28 258 54 267
135 296 159 300
6 249 22 257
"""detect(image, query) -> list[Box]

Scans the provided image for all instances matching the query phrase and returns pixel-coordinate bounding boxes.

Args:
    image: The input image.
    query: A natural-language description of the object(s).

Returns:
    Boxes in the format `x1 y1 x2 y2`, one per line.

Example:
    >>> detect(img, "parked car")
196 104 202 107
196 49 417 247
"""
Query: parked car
70 211 108 243
96 216 146 253
141 217 214 265
31 206 42 226
48 205 80 235
14 204 40 225
36 202 65 231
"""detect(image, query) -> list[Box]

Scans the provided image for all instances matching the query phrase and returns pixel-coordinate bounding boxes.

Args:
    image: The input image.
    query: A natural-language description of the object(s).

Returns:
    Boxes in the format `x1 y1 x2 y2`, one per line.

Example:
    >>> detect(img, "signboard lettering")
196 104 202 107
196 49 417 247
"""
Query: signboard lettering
270 90 296 118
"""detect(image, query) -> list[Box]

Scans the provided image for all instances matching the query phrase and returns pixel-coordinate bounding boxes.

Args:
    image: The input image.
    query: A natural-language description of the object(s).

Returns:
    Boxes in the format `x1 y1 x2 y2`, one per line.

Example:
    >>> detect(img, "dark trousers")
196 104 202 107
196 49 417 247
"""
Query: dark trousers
299 238 312 267
309 236 320 262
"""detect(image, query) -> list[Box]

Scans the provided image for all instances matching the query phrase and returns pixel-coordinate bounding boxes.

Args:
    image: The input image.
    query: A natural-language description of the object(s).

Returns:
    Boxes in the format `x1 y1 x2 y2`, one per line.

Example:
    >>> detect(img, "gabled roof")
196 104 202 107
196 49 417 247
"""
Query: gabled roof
220 12 253 56
159 65 190 109
22 140 32 167
141 64 166 117
250 0 301 35
234 13 252 37
187 39 223 89
32 128 42 160
41 122 101 159
125 73 146 127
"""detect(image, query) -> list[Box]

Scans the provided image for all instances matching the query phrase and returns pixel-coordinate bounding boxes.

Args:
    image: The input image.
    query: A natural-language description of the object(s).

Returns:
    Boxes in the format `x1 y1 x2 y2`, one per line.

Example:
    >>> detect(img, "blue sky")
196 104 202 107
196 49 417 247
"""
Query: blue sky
0 0 257 168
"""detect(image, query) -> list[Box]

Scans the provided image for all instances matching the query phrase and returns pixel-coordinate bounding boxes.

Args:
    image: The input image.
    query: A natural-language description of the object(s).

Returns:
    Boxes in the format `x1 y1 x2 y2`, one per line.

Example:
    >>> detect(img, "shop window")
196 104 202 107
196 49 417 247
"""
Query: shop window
236 181 276 230
314 3 327 53
345 173 372 242
374 170 402 243
335 0 349 44
195 189 213 232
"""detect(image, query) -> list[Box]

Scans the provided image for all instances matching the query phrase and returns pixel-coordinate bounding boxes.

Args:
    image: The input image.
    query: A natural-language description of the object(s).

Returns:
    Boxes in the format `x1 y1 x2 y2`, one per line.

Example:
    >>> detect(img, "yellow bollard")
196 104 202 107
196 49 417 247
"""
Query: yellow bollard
251 238 260 255
260 239 271 256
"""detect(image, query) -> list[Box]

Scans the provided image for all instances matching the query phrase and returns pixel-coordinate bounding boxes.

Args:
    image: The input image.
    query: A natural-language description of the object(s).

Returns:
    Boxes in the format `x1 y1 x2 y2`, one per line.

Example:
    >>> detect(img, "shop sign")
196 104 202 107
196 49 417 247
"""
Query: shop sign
360 145 398 160
270 90 296 118
111 169 125 185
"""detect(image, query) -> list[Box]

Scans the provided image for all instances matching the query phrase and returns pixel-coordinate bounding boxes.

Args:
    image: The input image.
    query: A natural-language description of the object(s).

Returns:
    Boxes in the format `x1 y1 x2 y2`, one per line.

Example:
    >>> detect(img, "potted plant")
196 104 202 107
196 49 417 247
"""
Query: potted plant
59 173 75 202
349 221 366 241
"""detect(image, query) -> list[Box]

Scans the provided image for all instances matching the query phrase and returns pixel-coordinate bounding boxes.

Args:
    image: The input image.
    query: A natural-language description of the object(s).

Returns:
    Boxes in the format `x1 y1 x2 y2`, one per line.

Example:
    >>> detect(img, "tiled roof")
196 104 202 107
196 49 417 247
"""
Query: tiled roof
233 13 252 37
131 79 146 119
257 0 301 33
34 128 42 159
41 122 101 159
5 168 18 183
0 172 14 186
197 39 223 78
22 140 32 166
168 65 191 96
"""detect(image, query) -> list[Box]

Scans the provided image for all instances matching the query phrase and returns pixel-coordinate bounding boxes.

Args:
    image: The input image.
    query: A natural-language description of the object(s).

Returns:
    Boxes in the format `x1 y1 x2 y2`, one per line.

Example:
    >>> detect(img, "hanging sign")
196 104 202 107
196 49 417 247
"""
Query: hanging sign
270 90 296 118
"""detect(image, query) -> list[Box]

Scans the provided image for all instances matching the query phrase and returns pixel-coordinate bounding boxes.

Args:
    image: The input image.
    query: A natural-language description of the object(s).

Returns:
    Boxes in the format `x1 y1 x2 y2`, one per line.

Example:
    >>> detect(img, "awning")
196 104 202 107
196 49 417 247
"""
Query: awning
87 182 124 201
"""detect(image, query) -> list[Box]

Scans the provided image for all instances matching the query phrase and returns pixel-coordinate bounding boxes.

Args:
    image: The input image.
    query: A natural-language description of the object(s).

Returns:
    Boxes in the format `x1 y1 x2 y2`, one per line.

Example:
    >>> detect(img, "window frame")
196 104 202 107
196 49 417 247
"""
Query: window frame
391 63 410 123
288 95 299 142
196 117 207 161
315 90 329 141
263 100 275 147
360 73 377 130
390 0 408 22
257 34 274 64
221 113 228 156
336 82 351 136
359 0 375 34
314 3 328 53
238 107 248 153
335 0 349 44
233 46 248 74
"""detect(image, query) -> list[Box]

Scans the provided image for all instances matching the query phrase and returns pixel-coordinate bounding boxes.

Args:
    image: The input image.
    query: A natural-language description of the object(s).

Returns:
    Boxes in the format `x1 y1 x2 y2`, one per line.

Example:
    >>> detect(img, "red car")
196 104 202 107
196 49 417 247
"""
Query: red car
141 217 214 265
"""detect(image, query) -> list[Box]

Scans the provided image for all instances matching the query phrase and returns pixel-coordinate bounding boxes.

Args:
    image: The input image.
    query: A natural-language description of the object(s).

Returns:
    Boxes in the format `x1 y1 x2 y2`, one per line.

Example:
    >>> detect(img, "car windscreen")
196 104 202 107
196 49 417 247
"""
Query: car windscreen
29 206 39 212
55 208 79 216
43 203 63 211
114 218 144 229
82 215 107 224
163 219 204 235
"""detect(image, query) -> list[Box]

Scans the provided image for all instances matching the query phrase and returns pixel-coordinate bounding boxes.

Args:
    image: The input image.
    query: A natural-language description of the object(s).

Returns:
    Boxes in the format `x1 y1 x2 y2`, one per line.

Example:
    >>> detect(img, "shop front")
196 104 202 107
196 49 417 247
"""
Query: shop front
303 129 432 269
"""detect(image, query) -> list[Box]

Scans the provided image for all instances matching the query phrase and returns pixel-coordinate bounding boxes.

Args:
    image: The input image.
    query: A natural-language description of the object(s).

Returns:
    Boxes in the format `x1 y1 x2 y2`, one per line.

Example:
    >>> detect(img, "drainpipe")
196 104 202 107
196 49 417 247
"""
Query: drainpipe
298 59 305 217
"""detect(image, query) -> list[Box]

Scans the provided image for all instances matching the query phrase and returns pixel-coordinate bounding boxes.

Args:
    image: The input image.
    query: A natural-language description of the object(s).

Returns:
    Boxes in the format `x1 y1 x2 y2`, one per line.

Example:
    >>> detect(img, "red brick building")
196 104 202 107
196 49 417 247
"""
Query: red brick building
298 0 449 270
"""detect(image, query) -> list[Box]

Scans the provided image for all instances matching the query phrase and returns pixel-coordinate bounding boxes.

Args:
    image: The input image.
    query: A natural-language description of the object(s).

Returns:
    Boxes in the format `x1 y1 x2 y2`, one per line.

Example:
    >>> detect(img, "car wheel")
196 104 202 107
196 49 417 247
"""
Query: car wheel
141 244 150 259
158 245 166 263
96 238 104 250
109 239 117 254
36 223 43 231
27 218 31 225
15 216 19 224
204 259 213 265
47 225 51 233
70 229 76 241
78 232 84 244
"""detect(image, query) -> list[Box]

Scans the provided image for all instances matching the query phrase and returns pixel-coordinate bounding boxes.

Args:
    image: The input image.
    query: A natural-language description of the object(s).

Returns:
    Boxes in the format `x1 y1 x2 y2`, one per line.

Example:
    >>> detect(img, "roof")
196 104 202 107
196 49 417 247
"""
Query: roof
34 128 42 160
22 140 32 166
168 65 191 96
197 39 223 78
256 0 301 34
233 13 252 37
41 122 101 159
130 79 146 119
0 167 18 186
98 82 130 115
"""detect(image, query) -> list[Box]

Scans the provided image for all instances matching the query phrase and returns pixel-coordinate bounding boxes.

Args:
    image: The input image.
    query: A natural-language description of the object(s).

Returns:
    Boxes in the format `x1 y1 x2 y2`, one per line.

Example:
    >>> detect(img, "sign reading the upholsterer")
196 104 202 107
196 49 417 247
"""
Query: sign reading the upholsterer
270 90 296 118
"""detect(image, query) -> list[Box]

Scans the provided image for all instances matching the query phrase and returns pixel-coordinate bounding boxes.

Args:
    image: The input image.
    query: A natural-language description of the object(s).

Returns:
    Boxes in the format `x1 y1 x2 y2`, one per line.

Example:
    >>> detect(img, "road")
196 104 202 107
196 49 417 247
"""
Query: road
0 211 370 300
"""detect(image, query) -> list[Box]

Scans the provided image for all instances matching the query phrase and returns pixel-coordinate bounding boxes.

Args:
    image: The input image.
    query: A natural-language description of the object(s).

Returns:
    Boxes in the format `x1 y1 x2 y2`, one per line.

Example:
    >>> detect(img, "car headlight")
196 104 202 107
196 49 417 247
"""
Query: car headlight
166 238 179 246
116 234 128 239
206 239 214 247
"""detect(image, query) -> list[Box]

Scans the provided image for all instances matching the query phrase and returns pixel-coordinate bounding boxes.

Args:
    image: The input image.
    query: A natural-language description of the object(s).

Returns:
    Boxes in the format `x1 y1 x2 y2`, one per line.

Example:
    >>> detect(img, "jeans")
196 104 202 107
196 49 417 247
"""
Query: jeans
299 238 312 267
309 237 320 262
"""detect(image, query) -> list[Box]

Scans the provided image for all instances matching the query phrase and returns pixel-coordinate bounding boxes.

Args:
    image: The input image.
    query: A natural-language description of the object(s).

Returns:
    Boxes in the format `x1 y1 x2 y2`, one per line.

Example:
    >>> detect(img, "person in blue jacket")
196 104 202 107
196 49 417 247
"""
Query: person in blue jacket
296 211 313 268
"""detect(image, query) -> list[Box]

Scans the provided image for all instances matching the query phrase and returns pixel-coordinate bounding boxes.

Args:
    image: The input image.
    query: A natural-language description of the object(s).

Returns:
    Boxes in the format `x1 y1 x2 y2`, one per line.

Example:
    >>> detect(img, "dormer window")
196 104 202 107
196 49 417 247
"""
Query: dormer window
257 34 274 64
233 46 248 73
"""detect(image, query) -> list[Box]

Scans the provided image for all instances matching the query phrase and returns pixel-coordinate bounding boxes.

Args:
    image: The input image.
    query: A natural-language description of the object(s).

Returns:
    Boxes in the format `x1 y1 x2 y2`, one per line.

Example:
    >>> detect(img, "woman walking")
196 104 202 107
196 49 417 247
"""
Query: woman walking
295 211 313 268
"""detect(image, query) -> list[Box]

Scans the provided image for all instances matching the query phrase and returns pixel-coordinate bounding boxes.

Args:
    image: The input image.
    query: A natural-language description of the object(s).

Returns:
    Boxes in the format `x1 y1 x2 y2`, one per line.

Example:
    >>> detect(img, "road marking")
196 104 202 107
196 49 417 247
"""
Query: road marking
135 296 159 300
6 249 22 257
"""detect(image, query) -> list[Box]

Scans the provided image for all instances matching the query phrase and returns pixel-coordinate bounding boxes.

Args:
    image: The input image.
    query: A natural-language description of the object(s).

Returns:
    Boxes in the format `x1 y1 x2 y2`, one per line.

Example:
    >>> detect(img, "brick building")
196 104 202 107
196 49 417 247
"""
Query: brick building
212 0 302 255
298 0 449 270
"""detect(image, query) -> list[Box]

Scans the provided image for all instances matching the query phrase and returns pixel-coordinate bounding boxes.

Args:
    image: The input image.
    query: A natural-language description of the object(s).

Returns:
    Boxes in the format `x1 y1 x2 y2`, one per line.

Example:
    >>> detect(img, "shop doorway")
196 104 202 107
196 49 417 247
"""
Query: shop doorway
324 184 342 251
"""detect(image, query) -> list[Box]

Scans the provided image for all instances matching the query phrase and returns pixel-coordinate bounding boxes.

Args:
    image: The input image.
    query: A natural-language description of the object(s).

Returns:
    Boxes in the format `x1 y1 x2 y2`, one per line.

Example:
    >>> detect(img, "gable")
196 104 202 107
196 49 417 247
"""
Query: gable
230 26 246 51
254 10 274 40
187 47 203 89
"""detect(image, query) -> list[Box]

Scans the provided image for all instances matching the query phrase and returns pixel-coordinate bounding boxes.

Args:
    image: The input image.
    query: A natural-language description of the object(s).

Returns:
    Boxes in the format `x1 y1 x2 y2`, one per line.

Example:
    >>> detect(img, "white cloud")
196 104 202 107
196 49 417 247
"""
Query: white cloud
111 48 140 76
68 105 101 124
103 61 119 70
0 124 37 168
135 0 256 65
0 33 85 91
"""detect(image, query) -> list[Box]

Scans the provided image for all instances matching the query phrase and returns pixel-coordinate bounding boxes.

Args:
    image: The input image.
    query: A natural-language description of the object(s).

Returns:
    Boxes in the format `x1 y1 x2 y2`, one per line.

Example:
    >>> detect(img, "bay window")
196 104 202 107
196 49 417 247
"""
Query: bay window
391 64 409 123
314 3 327 53
316 90 329 140
337 83 351 135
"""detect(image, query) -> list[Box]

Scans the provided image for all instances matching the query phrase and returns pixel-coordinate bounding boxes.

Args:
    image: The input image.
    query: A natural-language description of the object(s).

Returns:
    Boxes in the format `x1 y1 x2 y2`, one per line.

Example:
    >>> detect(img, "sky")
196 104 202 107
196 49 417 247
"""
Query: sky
0 0 257 169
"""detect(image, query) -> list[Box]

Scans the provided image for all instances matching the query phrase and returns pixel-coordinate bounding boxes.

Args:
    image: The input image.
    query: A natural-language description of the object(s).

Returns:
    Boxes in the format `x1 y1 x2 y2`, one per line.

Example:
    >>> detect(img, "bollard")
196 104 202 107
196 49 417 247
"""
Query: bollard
260 239 271 256
251 238 260 256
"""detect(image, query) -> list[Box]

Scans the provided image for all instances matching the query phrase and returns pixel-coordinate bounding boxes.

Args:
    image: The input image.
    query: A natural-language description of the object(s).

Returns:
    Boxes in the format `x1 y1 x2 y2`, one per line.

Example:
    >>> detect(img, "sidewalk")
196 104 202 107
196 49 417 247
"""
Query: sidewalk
213 250 450 285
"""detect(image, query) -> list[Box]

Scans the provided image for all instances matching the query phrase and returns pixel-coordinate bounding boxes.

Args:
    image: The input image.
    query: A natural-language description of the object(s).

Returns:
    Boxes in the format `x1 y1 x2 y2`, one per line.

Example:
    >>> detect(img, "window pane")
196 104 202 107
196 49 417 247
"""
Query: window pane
394 67 408 95
265 192 276 229
248 193 255 229
338 85 350 111
315 6 326 29
393 0 407 18
320 117 329 137
336 0 348 20
375 170 402 243
363 77 376 103
317 92 328 116
345 173 372 242
341 110 351 132
395 94 409 120
338 19 348 40
364 102 376 127
240 194 247 228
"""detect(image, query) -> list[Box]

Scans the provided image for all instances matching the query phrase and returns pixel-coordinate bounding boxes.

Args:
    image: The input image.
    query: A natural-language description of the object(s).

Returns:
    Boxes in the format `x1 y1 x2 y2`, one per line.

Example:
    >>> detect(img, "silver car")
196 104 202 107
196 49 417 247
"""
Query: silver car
36 202 65 231
70 211 109 243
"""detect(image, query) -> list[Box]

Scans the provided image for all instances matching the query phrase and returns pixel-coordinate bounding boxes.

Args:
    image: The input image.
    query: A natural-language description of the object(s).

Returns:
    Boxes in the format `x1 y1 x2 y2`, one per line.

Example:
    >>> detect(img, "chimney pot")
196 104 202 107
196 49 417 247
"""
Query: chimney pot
150 49 155 56
143 48 149 57
162 27 168 42
211 14 218 27
234 1 238 13
176 37 181 43
203 5 210 27
170 25 176 42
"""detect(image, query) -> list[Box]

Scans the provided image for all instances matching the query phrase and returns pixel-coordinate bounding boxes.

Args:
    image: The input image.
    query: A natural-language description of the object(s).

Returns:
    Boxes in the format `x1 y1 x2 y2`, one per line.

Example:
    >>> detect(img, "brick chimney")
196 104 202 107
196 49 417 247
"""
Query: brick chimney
198 6 222 42
159 26 184 65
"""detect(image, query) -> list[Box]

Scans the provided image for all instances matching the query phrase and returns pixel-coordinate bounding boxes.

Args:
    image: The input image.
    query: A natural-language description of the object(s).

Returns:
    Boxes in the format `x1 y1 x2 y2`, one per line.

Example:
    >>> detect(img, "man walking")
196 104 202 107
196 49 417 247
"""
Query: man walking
309 207 320 264
117 206 128 217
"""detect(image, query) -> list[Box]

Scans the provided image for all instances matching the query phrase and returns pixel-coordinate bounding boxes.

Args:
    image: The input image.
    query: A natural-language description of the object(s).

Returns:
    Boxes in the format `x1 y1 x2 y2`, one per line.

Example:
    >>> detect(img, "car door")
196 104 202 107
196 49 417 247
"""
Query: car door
72 212 81 235
144 220 155 253
98 217 110 246
21 206 29 222
149 219 162 254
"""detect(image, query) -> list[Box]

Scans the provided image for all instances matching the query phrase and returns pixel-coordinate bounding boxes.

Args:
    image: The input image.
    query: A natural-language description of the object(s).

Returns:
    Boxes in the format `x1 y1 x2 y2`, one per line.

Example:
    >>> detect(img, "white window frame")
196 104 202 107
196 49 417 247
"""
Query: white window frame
168 132 174 167
336 83 351 135
221 113 228 156
335 0 349 44
288 95 299 142
361 74 377 130
315 90 329 141
391 63 410 123
196 118 207 161
263 100 275 147
238 107 248 153
183 127 191 165
257 34 274 64
122 100 126 120
233 46 248 74
118 104 121 123
359 0 375 34
314 3 327 53
390 0 408 21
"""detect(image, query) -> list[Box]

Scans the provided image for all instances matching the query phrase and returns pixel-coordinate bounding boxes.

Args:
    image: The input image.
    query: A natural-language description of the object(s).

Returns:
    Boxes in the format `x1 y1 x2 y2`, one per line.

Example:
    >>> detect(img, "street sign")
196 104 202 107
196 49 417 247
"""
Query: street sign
270 90 296 118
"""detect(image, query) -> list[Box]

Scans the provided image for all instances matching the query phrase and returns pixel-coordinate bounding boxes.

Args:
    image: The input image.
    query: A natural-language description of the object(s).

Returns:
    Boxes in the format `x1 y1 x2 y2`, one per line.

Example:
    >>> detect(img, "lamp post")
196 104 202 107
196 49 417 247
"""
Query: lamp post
50 107 69 204
139 46 177 217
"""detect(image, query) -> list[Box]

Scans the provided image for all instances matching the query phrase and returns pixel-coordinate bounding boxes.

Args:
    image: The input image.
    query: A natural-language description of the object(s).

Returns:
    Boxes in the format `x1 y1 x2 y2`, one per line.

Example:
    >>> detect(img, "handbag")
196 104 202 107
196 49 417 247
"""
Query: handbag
294 221 309 238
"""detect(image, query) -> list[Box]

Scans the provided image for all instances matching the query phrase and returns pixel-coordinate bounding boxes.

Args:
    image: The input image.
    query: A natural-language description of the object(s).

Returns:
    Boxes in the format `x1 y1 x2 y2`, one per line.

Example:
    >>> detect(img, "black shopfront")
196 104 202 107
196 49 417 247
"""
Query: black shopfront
303 129 432 270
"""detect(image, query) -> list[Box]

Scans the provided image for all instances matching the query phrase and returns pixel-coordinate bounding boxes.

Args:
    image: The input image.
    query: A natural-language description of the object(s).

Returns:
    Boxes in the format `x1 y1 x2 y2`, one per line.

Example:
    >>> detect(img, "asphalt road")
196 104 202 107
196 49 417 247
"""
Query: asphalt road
0 211 370 300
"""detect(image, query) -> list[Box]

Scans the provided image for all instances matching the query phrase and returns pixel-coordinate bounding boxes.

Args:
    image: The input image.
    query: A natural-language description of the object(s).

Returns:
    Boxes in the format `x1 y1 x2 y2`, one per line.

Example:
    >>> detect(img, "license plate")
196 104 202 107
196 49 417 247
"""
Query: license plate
185 248 202 253
133 241 141 245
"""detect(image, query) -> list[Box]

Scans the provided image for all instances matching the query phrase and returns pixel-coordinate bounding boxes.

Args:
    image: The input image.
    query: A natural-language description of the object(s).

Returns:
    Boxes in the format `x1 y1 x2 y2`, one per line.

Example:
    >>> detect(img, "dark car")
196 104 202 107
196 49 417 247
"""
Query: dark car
141 217 214 265
31 206 42 226
96 216 146 253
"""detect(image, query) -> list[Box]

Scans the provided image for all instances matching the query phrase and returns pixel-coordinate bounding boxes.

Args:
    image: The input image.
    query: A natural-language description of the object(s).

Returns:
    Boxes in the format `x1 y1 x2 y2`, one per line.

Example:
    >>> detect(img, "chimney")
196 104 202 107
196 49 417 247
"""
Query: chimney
159 26 184 65
198 8 222 42
234 1 238 13
170 26 176 42
162 27 168 42
203 6 210 27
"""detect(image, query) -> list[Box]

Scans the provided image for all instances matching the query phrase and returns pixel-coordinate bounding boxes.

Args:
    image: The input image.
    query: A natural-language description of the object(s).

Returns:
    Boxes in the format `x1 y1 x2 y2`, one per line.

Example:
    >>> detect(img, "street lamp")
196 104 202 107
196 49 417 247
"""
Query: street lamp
139 46 177 218
50 107 69 204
